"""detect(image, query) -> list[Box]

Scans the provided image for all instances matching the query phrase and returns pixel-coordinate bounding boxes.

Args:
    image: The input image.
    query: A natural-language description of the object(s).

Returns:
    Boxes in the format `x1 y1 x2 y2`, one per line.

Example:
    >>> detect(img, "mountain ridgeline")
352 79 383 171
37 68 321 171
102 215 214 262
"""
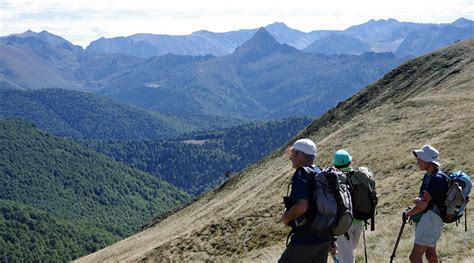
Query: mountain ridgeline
85 19 474 58
75 38 474 262
0 119 190 261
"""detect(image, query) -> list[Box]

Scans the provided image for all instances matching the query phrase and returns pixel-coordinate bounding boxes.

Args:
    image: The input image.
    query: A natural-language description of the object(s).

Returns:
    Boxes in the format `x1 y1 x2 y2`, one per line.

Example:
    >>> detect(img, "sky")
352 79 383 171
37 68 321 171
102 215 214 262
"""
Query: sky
1 0 473 48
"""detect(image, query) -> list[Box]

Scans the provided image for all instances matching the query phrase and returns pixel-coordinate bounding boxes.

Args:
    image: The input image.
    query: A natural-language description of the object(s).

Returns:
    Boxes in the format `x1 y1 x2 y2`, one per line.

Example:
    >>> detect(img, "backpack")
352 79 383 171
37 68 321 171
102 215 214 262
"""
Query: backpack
348 167 378 231
442 171 472 225
310 166 353 236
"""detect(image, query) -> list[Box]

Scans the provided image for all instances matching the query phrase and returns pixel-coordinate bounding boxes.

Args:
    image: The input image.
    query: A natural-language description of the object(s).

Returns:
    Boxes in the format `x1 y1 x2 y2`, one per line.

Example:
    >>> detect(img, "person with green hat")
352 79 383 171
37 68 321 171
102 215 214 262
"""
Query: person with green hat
333 149 377 263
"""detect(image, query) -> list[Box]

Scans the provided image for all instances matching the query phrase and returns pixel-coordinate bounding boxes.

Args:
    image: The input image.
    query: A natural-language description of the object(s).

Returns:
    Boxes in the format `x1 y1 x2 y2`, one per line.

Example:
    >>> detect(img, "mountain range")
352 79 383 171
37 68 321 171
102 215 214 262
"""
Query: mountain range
84 18 474 58
97 28 406 119
2 18 472 123
74 36 474 263
0 27 407 122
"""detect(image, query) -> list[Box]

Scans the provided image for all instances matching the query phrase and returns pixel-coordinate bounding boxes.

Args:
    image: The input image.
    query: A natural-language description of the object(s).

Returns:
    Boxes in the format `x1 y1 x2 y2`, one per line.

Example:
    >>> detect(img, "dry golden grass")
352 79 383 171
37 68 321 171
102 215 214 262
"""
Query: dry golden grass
75 38 474 262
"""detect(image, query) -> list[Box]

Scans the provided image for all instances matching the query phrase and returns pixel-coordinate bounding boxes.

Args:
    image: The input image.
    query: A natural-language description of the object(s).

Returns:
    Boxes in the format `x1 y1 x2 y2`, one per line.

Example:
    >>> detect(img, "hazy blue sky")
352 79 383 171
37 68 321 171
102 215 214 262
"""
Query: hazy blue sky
1 0 473 47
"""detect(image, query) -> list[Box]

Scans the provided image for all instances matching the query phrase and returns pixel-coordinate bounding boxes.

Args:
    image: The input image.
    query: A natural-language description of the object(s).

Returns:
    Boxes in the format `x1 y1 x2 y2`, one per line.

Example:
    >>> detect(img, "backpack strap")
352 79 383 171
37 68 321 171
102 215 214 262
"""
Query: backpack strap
425 170 449 216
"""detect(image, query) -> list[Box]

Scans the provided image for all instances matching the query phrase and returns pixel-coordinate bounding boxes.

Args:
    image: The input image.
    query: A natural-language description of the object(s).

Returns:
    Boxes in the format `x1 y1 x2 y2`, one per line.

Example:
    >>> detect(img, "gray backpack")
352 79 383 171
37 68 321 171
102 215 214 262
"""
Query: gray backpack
310 166 353 236
443 171 472 226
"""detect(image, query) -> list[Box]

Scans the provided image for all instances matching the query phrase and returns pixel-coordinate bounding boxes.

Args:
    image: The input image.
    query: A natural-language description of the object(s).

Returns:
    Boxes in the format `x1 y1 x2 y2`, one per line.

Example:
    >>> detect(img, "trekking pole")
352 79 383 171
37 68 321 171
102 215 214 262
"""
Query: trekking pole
390 212 408 263
363 224 368 263
465 207 467 232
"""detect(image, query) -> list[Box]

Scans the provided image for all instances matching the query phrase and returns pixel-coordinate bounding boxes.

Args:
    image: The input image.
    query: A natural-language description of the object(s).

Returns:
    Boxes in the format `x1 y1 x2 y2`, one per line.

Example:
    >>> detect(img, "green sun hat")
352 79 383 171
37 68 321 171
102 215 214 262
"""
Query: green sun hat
333 149 352 167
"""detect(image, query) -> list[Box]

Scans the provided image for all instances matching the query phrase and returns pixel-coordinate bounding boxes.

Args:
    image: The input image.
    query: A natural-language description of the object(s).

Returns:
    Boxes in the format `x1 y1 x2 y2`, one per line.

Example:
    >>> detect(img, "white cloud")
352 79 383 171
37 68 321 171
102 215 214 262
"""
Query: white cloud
1 0 473 47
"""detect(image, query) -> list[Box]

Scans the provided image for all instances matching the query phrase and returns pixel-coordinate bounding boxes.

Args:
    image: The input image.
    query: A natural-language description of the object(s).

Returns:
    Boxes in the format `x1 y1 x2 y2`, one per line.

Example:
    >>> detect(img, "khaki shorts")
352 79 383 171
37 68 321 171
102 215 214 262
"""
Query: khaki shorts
415 210 443 247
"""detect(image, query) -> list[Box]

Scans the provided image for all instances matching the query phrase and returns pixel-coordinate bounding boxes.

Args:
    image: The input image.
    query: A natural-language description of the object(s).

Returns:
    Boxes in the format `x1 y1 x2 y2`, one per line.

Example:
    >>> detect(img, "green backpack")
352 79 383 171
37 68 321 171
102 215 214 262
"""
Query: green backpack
348 167 378 230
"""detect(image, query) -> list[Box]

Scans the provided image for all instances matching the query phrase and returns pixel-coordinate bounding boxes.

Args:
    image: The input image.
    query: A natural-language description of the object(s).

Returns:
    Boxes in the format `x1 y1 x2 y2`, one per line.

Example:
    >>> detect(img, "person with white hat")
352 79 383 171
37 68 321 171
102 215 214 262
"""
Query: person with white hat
279 138 336 263
404 144 449 263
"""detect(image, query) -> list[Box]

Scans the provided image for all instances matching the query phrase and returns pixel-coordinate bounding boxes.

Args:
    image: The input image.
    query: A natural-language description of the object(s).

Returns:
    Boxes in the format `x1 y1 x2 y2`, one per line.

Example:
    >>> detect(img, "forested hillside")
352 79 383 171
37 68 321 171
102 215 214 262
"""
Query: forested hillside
81 117 312 195
0 200 117 261
0 89 247 139
0 119 190 260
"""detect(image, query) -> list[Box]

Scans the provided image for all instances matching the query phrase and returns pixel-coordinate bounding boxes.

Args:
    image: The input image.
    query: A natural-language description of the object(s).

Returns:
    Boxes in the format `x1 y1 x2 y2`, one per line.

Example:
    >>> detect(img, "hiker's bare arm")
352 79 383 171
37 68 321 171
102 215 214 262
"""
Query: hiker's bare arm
281 199 308 226
407 192 432 216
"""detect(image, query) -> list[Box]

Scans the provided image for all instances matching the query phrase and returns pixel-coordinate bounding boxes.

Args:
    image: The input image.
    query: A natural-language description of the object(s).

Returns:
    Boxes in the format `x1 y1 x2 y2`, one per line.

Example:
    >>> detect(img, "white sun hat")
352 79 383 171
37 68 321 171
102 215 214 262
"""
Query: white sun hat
413 144 440 166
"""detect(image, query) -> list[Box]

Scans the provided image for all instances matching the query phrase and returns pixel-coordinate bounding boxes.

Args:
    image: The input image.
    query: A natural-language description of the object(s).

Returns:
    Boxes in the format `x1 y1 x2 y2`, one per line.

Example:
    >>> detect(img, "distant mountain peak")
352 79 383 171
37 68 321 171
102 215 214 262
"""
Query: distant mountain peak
452 17 474 27
232 27 297 62
266 21 289 29
365 18 400 25
253 27 276 40
9 30 72 48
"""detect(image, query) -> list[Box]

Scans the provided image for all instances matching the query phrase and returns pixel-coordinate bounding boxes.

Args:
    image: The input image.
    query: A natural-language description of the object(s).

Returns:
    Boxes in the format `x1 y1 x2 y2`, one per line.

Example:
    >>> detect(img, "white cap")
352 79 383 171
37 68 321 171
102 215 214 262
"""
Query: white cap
413 144 440 166
287 138 317 156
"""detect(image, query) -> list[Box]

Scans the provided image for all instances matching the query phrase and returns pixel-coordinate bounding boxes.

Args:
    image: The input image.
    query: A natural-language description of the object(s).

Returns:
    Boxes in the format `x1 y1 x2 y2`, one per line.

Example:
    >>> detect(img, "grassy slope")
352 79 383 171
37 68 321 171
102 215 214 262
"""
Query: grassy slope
75 38 474 262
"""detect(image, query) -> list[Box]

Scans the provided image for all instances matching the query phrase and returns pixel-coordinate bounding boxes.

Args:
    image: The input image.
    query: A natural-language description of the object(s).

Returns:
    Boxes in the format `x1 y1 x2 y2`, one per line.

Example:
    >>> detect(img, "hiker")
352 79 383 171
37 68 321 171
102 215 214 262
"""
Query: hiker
279 138 337 263
332 149 377 263
404 144 448 263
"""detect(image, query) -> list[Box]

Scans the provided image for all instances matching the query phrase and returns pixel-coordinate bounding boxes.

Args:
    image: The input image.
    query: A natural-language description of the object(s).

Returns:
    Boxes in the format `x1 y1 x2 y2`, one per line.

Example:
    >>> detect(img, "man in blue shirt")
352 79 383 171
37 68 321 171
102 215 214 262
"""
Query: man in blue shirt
279 138 336 263
404 144 449 263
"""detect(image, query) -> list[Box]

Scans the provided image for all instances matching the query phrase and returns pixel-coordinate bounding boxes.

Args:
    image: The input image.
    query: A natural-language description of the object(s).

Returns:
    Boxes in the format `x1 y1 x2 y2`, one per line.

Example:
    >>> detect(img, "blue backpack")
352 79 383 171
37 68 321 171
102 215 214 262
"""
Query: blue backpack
442 171 472 229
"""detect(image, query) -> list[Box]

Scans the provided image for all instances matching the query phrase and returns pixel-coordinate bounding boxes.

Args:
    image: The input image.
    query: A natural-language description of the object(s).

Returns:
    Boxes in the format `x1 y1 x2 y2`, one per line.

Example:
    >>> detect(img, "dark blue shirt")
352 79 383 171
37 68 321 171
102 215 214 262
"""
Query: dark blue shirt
289 166 330 245
419 169 449 213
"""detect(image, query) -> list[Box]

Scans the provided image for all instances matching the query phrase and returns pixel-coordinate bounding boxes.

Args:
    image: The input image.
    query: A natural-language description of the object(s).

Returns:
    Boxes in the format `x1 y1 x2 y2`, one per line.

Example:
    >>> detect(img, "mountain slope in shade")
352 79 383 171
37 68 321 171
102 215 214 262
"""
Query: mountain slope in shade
75 38 474 262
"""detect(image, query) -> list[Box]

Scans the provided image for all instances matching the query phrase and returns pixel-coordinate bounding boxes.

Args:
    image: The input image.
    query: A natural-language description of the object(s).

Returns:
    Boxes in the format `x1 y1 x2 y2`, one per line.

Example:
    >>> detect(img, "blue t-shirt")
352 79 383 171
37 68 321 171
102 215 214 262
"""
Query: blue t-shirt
289 166 330 245
419 169 449 213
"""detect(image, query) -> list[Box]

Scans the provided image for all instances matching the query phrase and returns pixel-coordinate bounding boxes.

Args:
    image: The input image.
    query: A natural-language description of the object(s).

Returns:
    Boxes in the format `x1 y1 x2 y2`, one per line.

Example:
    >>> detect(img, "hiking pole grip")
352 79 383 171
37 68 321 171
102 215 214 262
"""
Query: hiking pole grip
390 214 407 263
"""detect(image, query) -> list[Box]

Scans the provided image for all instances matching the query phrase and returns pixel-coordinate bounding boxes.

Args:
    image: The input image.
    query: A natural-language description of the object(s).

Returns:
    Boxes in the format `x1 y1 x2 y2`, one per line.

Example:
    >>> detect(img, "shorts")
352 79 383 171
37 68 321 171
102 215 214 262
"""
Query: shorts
415 210 443 247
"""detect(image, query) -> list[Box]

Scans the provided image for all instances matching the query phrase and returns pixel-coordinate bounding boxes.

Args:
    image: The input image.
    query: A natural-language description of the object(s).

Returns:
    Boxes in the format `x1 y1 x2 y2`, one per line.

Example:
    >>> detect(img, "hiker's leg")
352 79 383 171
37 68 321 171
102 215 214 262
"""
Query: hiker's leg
336 232 354 263
409 244 428 263
425 245 438 263
311 242 330 263
352 223 363 248
413 210 443 261
279 242 329 263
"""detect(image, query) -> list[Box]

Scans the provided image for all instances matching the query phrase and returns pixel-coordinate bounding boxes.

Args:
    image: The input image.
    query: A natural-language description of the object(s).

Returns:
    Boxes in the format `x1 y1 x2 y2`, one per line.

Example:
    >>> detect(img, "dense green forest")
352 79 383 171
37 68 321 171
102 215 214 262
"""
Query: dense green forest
0 200 118 261
0 89 247 139
81 117 312 195
0 119 190 260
